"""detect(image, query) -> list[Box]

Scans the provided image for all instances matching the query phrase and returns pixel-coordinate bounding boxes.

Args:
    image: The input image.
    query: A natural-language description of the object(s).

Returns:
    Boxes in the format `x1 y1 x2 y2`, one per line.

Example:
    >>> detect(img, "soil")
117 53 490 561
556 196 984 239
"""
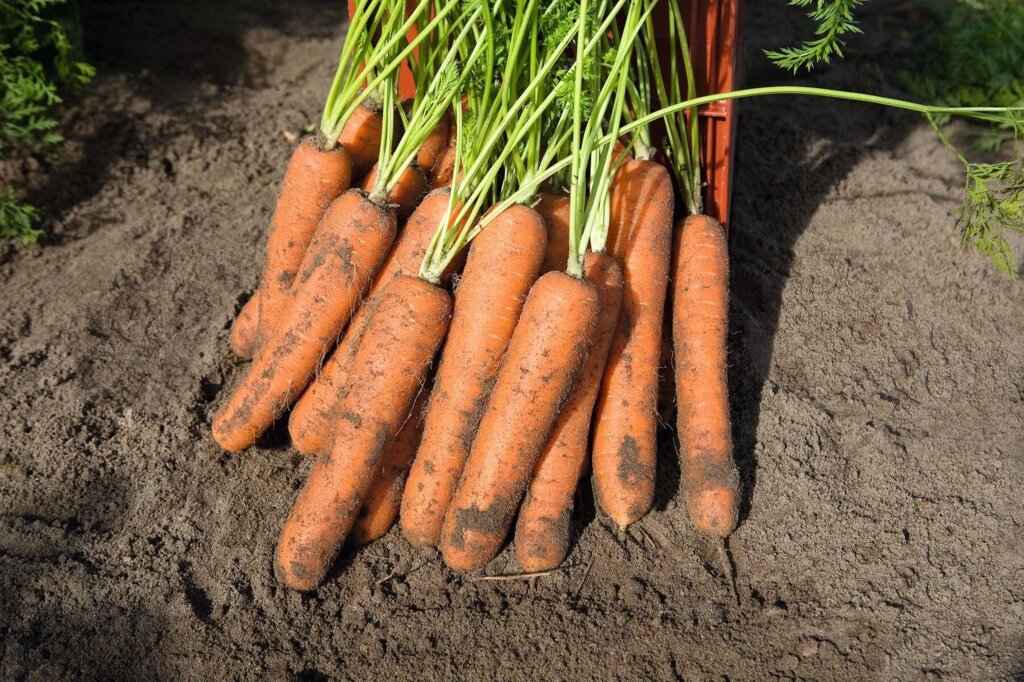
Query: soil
1 2 1022 680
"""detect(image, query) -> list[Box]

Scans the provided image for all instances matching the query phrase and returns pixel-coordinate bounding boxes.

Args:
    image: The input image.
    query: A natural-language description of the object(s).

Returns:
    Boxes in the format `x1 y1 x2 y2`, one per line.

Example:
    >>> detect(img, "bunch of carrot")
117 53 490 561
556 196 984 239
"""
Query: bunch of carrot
212 0 1020 590
211 0 732 589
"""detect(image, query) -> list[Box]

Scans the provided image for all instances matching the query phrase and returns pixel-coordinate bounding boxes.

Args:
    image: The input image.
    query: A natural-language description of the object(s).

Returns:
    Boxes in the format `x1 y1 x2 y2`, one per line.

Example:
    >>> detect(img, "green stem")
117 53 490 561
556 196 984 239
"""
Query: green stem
610 86 1024 144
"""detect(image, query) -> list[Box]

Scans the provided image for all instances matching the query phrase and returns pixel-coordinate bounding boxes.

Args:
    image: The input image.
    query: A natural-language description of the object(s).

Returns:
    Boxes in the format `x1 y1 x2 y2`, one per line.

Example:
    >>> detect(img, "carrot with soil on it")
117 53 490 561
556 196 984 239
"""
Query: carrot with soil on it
400 3 583 548
287 188 457 455
589 10 677 530
512 6 642 571
643 2 739 537
229 138 352 360
214 2 460 452
590 159 672 529
673 213 739 537
226 0 421 359
212 188 398 452
438 270 599 571
400 203 547 547
514 252 622 572
275 274 452 590
287 17 474 456
274 3 491 589
439 0 648 571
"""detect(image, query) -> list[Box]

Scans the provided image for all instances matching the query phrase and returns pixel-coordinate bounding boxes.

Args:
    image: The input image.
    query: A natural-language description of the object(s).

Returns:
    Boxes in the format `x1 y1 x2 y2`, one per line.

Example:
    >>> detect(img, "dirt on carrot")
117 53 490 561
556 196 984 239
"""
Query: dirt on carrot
591 159 674 529
439 271 600 571
400 204 547 549
276 274 451 591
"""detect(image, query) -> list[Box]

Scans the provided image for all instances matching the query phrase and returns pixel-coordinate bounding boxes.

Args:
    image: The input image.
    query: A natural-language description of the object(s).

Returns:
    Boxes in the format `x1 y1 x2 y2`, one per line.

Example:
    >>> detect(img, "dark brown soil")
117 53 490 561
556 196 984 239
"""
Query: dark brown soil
1 2 1022 680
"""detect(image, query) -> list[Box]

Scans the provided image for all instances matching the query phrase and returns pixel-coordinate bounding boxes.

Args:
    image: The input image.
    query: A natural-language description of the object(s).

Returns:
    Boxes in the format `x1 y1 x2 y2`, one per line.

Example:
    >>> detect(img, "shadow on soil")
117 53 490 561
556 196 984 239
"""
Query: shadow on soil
23 0 348 242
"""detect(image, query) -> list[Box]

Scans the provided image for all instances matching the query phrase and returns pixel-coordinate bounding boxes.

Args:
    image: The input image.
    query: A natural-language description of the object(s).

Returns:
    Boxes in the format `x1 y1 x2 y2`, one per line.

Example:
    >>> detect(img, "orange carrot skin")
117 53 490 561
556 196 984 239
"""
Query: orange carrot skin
400 205 547 549
536 193 571 274
253 138 353 350
350 390 430 546
673 214 739 537
275 275 451 590
288 189 453 455
212 190 396 453
515 253 624 572
429 131 458 189
229 294 260 359
592 159 674 529
361 164 428 219
439 271 600 572
416 112 451 171
338 103 383 181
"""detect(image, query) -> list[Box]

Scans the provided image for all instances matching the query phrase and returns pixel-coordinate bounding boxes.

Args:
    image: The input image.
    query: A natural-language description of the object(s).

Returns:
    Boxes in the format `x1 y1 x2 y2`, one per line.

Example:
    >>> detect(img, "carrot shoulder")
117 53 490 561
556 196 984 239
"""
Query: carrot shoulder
514 252 623 572
429 130 459 189
288 188 453 455
275 275 451 590
673 214 740 537
536 192 571 274
400 204 547 548
361 164 428 219
439 271 600 571
212 189 396 452
591 159 673 530
337 102 384 181
416 111 451 172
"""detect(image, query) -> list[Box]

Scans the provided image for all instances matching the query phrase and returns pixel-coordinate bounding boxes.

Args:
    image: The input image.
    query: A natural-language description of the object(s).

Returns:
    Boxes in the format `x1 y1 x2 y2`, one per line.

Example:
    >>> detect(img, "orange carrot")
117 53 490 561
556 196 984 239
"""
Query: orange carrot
591 159 673 529
430 130 458 188
275 275 451 590
416 111 451 171
536 192 571 274
673 214 739 537
361 164 428 219
514 252 623 572
350 389 430 546
400 204 547 548
229 105 391 357
288 188 454 455
338 103 384 180
212 189 396 452
439 271 599 571
248 138 353 352
229 294 259 359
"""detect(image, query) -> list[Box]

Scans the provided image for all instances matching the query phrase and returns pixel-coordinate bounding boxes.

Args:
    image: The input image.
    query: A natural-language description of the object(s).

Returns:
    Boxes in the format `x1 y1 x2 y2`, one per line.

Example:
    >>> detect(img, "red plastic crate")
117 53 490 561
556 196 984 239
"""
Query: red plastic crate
681 0 741 227
346 0 741 225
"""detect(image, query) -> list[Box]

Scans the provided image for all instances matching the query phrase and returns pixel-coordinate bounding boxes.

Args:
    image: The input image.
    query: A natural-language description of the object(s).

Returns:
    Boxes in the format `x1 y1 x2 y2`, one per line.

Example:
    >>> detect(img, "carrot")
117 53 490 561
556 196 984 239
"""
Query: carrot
536 192 571 274
287 188 454 455
591 159 673 529
429 130 458 188
416 110 451 171
337 102 384 180
350 389 430 546
673 214 739 537
361 164 428 219
400 204 547 548
246 138 353 352
275 274 451 590
212 189 397 452
228 293 259 359
514 252 623 572
439 271 599 571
